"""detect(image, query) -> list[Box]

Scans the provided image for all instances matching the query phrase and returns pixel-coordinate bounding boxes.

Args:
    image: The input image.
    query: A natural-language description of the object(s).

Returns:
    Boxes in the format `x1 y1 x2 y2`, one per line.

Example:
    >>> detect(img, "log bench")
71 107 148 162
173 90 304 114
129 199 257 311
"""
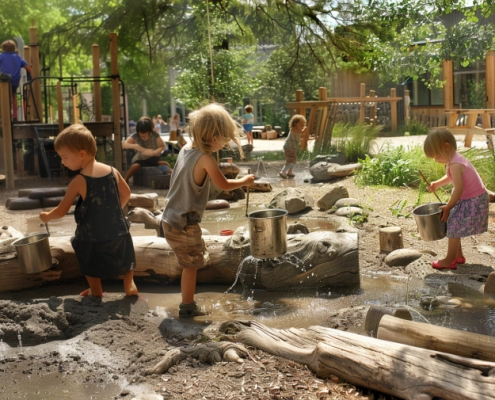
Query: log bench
132 167 170 189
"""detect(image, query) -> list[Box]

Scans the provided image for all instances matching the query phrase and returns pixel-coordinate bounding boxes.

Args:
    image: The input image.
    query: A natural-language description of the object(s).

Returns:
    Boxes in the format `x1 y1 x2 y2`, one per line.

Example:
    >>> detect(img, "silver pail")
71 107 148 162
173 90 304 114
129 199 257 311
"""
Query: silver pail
248 209 288 259
412 202 447 241
12 233 53 274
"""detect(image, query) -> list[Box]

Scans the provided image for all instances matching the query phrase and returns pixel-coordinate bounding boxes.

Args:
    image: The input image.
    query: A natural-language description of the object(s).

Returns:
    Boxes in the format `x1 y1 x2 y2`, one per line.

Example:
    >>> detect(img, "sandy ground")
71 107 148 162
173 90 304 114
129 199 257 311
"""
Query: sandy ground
1 135 495 400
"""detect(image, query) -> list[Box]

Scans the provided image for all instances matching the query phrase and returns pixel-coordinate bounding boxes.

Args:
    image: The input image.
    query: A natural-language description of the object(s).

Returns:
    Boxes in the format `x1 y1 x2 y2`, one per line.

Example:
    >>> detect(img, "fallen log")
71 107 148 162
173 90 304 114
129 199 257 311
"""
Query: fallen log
377 314 495 362
214 320 495 400
0 230 359 292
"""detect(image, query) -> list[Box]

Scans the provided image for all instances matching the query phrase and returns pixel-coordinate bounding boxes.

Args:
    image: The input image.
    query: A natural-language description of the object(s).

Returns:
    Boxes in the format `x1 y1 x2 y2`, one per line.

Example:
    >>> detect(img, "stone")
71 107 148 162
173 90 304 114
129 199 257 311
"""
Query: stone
335 206 362 217
484 272 495 298
316 184 349 211
334 197 361 209
205 199 230 210
384 249 423 267
309 153 346 167
269 188 314 214
309 161 334 182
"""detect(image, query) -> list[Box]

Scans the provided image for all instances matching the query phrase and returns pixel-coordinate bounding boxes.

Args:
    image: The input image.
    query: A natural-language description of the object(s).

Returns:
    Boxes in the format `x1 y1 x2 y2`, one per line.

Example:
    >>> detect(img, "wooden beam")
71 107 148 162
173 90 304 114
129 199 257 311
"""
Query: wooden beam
92 44 102 122
56 81 64 133
29 25 42 122
286 97 402 108
0 80 15 189
487 51 495 110
443 59 453 110
390 88 397 133
110 33 122 172
359 83 365 124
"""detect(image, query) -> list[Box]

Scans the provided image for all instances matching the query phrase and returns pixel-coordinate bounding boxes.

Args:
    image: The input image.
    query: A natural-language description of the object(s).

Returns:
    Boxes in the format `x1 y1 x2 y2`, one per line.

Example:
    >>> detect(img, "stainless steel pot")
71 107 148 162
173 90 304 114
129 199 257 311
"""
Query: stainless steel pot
248 209 288 259
12 233 53 274
412 202 447 241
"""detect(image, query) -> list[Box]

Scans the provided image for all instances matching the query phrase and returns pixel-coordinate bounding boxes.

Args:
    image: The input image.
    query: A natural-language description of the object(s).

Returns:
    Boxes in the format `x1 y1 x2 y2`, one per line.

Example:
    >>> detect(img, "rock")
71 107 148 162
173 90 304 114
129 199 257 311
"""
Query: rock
327 163 362 178
384 249 423 267
309 153 346 167
334 197 361 209
216 188 245 202
287 222 310 234
316 184 349 211
131 394 164 400
335 206 362 217
484 272 495 298
219 162 240 179
205 199 230 210
269 188 314 214
309 161 334 182
248 181 272 192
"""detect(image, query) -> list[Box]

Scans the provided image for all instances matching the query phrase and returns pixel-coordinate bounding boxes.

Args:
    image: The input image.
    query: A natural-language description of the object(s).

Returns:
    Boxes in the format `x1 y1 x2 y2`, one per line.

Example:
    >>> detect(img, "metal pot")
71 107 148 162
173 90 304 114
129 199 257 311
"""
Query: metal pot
248 209 288 259
412 202 447 241
12 233 53 274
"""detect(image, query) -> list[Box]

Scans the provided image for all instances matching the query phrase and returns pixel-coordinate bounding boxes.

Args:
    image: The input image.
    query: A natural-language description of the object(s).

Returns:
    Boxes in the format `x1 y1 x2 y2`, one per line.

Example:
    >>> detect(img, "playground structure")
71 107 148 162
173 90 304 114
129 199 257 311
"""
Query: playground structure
286 86 403 151
0 26 127 189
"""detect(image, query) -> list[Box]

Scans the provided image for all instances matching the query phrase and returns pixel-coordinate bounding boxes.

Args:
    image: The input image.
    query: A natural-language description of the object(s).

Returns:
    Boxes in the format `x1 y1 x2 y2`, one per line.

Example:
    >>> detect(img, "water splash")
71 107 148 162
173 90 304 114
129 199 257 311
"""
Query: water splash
222 255 260 298
17 330 22 348
256 157 268 178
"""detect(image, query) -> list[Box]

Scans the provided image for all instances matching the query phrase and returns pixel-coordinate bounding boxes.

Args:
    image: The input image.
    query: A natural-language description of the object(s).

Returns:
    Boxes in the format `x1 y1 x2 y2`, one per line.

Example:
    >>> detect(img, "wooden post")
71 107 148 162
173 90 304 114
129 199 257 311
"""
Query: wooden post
1 79 15 189
442 59 454 110
379 226 403 252
29 25 42 122
317 87 328 144
369 90 376 125
486 51 495 110
57 81 64 133
22 46 31 122
390 88 397 133
295 90 304 116
404 89 410 122
364 306 412 338
110 33 122 172
359 83 366 124
92 44 102 122
378 314 495 362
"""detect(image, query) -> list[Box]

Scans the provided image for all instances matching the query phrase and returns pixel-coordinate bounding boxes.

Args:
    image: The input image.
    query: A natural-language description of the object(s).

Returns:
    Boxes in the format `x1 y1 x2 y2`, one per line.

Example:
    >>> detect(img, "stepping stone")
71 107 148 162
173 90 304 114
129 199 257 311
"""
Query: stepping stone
205 199 230 210
334 197 361 209
335 206 362 217
384 248 423 267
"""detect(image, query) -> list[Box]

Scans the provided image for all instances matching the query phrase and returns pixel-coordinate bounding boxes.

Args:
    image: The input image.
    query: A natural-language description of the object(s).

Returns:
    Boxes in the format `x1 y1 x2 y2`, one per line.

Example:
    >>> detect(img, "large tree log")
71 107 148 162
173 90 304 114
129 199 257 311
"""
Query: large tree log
0 230 358 292
377 314 495 362
217 320 495 400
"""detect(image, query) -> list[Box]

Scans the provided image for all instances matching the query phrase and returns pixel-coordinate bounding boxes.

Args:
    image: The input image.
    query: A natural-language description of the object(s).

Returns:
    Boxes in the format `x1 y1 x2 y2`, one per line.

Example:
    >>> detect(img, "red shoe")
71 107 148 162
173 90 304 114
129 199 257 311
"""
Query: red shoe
431 260 457 270
455 257 466 264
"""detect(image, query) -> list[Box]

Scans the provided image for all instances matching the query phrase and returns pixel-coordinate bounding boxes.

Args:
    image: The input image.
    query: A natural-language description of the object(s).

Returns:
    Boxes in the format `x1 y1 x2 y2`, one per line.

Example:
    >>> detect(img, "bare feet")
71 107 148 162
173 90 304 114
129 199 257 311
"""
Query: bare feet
80 289 106 297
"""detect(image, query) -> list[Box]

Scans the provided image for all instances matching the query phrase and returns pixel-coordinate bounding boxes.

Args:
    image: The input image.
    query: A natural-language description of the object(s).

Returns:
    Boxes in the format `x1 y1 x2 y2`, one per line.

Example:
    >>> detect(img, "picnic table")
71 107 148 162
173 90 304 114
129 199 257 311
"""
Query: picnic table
444 109 495 148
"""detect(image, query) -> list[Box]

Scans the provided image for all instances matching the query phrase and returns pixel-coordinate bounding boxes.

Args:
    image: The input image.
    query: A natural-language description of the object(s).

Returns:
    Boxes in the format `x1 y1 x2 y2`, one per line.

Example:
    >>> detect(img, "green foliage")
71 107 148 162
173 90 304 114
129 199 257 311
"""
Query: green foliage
463 148 495 192
389 199 411 218
397 119 429 136
322 122 380 163
467 79 486 109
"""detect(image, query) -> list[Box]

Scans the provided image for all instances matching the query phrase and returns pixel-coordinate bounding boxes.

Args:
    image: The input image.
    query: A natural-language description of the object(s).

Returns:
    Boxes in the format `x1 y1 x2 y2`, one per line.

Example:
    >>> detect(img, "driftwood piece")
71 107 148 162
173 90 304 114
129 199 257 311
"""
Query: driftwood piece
128 193 159 211
146 342 248 375
379 226 403 252
221 320 495 400
0 230 358 292
364 306 412 337
377 314 495 362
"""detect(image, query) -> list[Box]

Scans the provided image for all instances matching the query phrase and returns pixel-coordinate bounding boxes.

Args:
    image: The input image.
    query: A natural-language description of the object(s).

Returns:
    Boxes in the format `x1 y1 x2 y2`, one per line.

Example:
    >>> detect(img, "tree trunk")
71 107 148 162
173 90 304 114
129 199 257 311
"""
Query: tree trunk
377 314 495 362
0 230 359 292
220 320 495 400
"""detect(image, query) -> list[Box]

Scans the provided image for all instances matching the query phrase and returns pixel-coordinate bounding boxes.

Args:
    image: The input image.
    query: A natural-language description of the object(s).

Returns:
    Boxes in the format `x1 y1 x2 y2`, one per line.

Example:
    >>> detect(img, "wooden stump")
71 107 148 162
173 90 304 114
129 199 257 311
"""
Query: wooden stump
364 305 412 337
379 226 403 252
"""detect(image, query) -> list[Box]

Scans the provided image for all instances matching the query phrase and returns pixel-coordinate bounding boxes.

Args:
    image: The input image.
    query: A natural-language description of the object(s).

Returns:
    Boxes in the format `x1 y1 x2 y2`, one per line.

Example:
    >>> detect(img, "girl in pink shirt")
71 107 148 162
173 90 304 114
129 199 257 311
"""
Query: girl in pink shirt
423 128 488 270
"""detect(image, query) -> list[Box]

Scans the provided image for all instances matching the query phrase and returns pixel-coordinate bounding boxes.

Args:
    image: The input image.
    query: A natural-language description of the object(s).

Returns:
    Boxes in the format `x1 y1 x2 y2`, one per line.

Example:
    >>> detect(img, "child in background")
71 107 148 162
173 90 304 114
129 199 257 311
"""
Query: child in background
0 40 32 120
161 103 255 317
279 114 316 179
242 105 254 146
423 128 488 269
169 113 180 141
40 124 138 297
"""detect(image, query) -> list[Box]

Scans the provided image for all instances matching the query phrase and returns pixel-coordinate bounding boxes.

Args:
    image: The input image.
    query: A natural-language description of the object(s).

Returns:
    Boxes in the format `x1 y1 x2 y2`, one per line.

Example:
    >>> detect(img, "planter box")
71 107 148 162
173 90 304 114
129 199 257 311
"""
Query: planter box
266 130 278 140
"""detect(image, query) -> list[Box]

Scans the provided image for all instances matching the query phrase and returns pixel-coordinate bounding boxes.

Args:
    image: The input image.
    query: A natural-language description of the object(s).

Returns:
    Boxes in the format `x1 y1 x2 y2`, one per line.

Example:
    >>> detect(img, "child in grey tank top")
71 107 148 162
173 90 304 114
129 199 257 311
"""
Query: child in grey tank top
161 104 255 317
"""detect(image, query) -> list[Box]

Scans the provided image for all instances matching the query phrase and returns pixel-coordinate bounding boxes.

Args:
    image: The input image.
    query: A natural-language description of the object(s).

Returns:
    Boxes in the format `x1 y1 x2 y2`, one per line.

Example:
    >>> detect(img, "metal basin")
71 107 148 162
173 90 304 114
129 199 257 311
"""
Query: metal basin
248 209 288 259
412 203 447 241
12 233 53 274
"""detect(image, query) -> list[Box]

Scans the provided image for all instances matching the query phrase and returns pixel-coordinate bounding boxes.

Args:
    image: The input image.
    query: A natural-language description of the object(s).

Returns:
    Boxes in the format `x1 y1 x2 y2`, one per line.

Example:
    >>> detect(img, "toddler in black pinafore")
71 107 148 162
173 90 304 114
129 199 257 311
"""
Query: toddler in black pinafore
40 124 138 297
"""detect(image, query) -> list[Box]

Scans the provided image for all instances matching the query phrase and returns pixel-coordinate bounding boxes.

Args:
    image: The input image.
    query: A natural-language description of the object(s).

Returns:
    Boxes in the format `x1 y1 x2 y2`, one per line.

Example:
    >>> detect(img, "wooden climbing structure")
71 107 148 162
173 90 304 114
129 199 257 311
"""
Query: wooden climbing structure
0 26 127 189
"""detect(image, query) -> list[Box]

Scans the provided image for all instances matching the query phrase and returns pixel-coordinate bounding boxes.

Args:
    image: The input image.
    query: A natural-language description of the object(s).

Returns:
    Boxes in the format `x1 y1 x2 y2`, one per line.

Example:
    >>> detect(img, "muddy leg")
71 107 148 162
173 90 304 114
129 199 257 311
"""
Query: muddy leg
83 276 103 297
123 270 138 296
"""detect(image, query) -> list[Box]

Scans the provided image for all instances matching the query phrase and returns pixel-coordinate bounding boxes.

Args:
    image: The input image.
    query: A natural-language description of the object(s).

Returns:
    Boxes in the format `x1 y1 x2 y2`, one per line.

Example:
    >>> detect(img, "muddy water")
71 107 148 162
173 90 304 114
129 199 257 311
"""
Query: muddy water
22 204 495 336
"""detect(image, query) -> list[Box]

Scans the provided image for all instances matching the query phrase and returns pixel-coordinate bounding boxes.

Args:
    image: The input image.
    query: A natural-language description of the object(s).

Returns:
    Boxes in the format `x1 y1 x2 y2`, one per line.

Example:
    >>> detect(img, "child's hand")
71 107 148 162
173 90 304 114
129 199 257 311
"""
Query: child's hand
39 212 50 224
439 205 451 222
243 174 256 187
426 184 436 193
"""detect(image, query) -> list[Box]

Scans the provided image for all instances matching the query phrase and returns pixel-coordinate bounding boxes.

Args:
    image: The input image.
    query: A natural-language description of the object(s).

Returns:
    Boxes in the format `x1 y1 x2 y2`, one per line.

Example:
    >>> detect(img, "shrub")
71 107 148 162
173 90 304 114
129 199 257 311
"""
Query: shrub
398 119 429 136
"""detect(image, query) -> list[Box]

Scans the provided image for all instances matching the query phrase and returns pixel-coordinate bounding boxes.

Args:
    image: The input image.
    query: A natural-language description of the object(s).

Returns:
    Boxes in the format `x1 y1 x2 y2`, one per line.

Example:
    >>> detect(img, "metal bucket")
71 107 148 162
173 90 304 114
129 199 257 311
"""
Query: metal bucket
12 233 53 274
248 209 288 259
412 203 447 241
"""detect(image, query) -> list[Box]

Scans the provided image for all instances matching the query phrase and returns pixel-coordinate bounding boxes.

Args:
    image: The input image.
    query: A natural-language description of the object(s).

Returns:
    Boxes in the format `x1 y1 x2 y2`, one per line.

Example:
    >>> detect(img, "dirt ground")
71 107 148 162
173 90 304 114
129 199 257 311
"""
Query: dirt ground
1 156 495 400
